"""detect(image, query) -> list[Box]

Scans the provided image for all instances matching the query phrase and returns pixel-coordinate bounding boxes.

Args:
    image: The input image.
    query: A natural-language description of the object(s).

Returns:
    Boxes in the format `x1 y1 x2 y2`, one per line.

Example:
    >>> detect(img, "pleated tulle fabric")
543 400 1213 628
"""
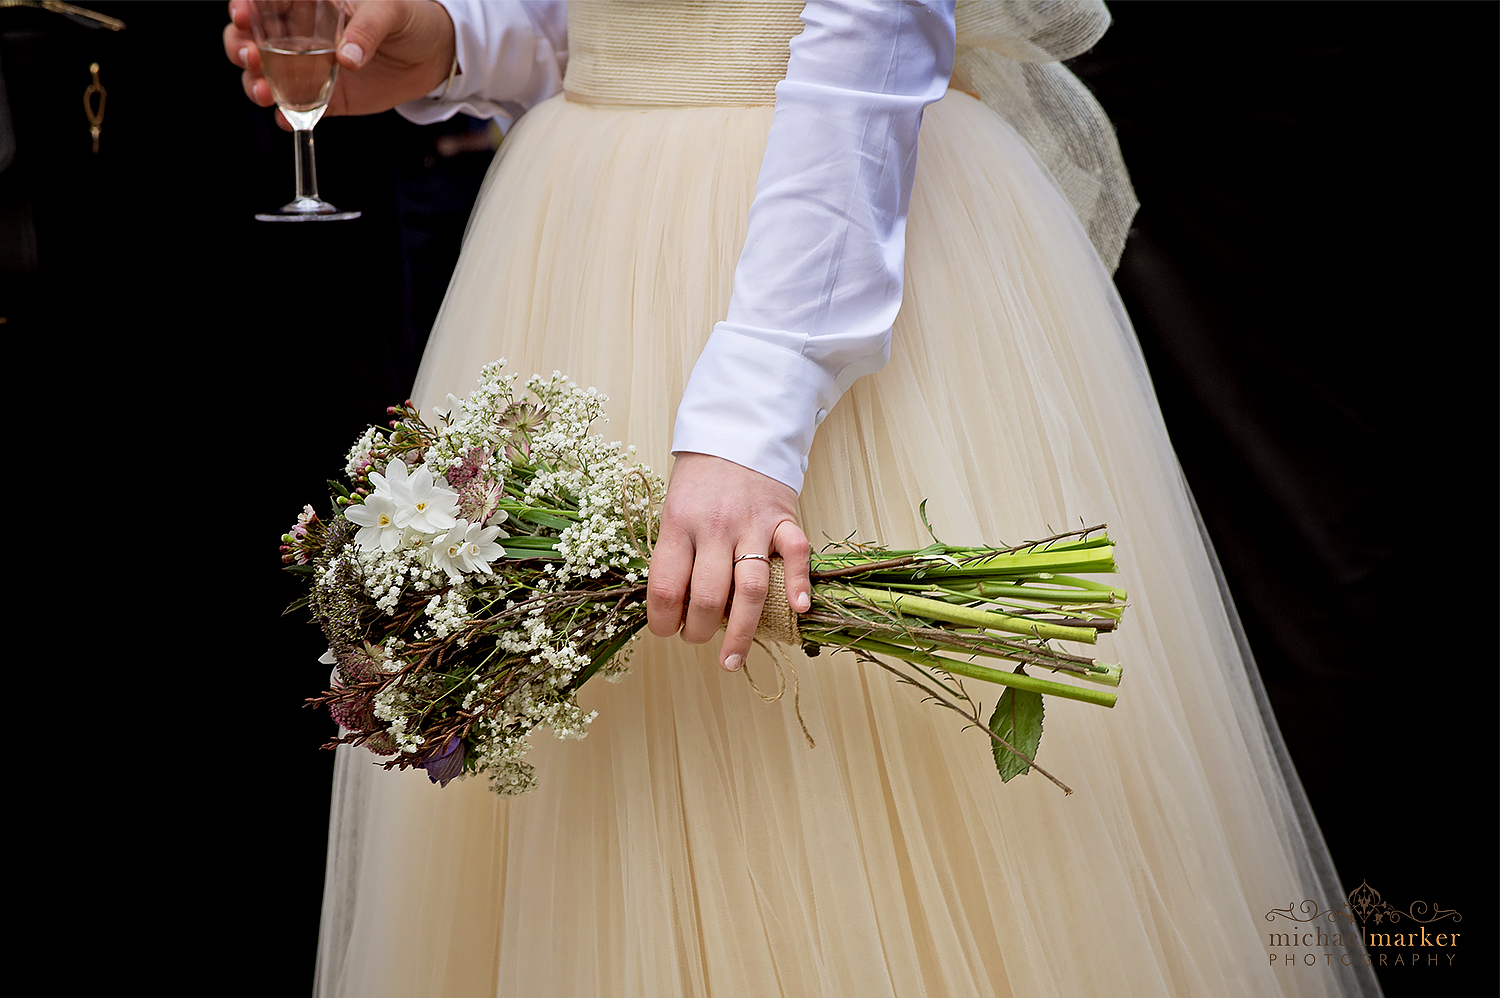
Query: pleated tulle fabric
313 86 1378 998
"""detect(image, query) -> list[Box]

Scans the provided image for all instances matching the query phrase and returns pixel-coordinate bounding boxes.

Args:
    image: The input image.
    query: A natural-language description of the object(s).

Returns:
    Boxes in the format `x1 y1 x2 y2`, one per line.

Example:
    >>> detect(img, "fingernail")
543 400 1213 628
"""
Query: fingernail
340 42 364 65
795 591 810 612
238 46 249 66
724 653 743 672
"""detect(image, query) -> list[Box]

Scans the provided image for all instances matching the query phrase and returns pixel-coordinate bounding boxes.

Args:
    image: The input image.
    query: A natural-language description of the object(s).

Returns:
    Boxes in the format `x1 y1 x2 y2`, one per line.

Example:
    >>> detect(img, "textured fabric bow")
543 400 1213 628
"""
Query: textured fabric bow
954 0 1138 272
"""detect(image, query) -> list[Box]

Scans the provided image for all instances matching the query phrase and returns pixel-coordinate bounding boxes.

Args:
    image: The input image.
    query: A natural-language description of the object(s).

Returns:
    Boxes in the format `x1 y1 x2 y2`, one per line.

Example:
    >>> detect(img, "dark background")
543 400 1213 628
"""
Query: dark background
1071 8 1496 996
5 3 1492 995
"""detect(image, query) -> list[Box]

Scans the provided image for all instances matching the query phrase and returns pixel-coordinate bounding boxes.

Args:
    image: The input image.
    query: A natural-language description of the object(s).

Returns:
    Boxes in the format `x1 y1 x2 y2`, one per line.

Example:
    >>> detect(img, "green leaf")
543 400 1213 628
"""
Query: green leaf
918 498 948 546
568 621 647 691
500 535 560 547
500 536 564 560
987 681 1044 782
514 509 574 530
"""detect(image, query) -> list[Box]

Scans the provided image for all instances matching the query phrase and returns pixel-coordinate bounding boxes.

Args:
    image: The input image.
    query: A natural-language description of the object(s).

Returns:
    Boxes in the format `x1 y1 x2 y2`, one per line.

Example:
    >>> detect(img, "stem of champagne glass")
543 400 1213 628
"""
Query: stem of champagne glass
279 104 329 212
293 128 320 204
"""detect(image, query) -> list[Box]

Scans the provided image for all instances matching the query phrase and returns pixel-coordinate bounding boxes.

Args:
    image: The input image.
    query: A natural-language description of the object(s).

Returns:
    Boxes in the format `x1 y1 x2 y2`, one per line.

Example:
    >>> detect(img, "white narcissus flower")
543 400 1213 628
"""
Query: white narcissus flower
401 467 460 533
365 459 407 498
372 459 460 534
398 525 435 566
464 519 508 573
433 393 465 424
345 493 403 551
431 519 508 582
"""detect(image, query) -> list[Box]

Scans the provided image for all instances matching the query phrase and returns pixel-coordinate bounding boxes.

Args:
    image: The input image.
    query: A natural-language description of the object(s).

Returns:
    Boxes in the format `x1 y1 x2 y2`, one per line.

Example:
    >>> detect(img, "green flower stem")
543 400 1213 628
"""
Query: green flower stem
814 620 1109 682
803 617 1099 670
500 535 565 560
807 536 1108 576
974 583 1124 605
839 586 1099 644
917 547 1116 577
844 637 1118 708
871 582 1125 621
986 601 1125 622
1029 574 1129 601
1082 662 1123 687
873 581 1114 608
569 618 648 690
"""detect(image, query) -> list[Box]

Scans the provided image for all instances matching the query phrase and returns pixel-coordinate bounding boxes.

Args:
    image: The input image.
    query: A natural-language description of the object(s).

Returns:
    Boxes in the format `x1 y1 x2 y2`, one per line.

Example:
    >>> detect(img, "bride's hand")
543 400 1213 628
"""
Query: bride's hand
224 0 455 127
648 453 812 672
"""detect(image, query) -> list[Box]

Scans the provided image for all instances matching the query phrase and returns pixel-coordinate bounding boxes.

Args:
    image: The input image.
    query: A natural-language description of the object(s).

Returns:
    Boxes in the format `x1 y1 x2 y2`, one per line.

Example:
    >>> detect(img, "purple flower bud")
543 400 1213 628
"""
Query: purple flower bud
419 736 465 787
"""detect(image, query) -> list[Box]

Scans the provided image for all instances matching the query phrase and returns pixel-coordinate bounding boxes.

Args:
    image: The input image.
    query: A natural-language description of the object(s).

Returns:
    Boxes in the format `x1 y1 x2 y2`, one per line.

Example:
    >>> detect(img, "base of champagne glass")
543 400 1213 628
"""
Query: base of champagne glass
255 196 360 222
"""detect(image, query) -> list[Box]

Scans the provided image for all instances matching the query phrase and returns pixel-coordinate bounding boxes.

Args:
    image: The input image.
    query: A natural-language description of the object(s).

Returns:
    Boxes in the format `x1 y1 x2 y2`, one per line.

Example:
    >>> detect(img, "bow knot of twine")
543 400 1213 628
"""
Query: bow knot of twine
733 555 814 748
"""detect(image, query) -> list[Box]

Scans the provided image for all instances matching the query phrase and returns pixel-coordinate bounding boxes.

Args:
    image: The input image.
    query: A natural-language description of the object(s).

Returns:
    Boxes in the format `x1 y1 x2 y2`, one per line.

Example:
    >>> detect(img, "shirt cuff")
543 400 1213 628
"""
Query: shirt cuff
671 322 841 493
394 92 523 129
393 45 520 128
394 0 565 128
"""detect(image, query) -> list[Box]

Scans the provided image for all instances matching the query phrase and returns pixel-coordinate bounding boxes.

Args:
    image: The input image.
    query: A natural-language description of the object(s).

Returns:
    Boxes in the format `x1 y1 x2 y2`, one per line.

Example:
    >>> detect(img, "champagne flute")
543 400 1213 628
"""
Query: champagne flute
250 0 360 222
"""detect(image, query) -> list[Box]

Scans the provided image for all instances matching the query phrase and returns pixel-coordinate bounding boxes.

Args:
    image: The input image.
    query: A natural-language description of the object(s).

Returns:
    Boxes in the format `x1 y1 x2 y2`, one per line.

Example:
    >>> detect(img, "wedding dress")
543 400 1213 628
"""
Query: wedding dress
314 4 1380 996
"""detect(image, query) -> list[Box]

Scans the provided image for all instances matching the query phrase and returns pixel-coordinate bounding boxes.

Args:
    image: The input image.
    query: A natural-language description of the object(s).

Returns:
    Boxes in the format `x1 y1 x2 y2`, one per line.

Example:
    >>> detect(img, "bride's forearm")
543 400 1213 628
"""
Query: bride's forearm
671 1 956 494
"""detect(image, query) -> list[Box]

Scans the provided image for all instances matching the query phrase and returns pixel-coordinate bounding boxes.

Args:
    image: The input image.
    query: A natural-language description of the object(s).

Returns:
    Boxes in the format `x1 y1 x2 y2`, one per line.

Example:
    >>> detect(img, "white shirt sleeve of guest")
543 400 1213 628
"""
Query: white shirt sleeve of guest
394 0 568 130
671 1 955 493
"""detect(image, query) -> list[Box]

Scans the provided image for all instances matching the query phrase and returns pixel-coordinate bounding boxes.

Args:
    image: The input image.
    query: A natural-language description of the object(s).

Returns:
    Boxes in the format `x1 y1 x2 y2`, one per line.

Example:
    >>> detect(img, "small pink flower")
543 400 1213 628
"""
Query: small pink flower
447 446 490 489
458 479 503 526
281 505 326 563
501 403 547 462
329 693 376 733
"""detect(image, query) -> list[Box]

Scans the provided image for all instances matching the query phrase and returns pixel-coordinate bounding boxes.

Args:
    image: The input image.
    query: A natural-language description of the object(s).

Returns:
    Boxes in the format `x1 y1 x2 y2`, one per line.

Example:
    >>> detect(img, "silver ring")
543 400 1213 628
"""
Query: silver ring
733 553 770 566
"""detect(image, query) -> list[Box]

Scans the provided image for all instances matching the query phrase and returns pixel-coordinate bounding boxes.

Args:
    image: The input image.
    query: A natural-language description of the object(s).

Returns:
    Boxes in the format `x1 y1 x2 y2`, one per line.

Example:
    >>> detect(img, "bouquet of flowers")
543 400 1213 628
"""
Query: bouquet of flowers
282 361 1126 796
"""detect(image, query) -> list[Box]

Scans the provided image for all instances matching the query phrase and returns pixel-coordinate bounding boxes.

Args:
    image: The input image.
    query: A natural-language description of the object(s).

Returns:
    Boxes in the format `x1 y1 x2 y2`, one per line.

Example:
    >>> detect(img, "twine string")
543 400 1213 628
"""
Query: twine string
741 642 816 749
740 557 814 747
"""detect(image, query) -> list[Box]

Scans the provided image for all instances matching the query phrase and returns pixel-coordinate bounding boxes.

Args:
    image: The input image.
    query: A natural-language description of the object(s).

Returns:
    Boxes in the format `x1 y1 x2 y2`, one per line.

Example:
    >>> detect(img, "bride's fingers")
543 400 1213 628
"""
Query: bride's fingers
772 520 813 614
650 451 804 655
646 531 693 638
681 541 736 645
719 554 772 671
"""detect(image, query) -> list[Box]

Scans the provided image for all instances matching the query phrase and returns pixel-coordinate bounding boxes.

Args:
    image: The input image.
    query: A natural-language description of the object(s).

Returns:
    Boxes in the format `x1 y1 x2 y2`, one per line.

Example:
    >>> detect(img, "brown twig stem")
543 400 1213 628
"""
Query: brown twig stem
810 555 918 580
866 656 1073 795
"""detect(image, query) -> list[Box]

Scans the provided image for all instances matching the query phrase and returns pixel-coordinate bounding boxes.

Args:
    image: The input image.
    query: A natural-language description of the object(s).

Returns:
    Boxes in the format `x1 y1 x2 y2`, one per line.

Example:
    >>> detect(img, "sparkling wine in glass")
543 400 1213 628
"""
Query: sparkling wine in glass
250 0 359 222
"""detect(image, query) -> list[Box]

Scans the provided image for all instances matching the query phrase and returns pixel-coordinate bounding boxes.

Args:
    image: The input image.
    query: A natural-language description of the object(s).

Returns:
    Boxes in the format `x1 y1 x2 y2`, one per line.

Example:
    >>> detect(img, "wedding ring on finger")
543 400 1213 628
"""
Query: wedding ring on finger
733 554 770 567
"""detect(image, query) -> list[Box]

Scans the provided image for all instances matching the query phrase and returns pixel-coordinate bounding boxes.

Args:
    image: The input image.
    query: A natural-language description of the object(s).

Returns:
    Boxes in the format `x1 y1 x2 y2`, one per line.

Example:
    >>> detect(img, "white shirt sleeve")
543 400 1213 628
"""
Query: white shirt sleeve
671 1 955 493
394 0 568 130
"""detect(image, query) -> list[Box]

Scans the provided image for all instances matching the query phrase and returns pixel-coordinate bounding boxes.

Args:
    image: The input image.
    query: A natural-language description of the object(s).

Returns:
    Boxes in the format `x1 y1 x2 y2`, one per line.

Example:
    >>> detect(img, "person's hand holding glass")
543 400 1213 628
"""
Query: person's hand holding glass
226 1 459 137
241 0 360 221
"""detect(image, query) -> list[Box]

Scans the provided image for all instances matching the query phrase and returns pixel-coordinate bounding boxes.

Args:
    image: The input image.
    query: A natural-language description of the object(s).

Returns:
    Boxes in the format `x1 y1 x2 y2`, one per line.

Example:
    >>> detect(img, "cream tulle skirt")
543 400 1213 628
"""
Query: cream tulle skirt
315 92 1377 998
